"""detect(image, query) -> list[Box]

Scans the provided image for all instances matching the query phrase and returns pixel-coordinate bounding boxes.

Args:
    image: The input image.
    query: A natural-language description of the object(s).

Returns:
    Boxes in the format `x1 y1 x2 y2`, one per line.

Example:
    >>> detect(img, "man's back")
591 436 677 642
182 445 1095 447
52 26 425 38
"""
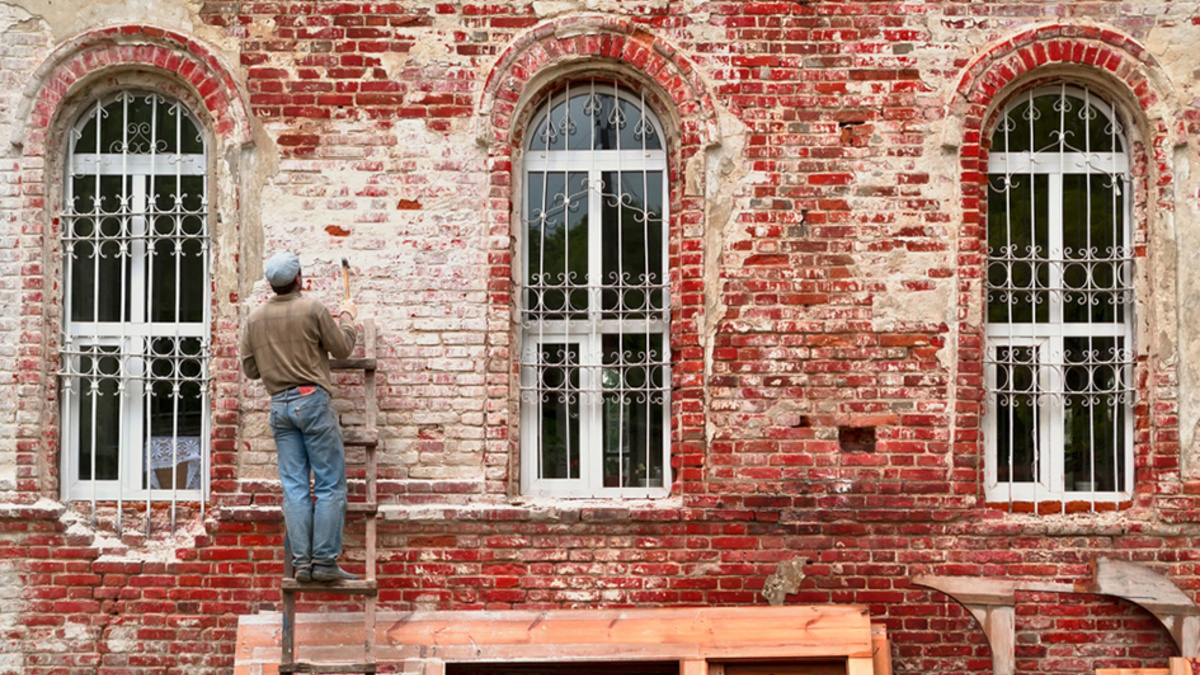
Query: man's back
241 291 357 396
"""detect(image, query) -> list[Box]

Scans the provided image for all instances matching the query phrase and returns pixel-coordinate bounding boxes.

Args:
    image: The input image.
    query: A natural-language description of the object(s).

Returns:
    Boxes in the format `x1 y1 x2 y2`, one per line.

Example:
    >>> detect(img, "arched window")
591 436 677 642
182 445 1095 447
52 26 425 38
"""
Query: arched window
984 84 1135 506
59 90 210 503
519 81 670 497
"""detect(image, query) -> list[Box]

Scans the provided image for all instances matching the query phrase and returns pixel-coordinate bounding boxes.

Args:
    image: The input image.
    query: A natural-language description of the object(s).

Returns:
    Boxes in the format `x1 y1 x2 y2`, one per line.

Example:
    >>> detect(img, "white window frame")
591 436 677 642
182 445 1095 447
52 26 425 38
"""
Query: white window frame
59 91 211 509
519 81 672 498
983 84 1135 505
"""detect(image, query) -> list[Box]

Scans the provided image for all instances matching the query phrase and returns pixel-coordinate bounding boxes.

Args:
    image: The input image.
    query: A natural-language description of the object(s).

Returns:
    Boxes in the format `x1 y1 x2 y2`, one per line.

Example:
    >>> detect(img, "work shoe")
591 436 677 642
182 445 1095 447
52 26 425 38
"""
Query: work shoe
312 563 359 582
293 565 313 583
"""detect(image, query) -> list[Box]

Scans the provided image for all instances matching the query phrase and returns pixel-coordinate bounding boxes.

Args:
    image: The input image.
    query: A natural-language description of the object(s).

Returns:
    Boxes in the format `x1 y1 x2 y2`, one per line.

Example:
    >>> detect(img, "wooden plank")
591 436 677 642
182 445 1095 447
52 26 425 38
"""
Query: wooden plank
680 660 706 675
847 657 874 675
236 606 875 673
280 579 378 595
279 662 376 673
870 623 891 675
385 605 873 660
724 664 845 675
282 590 296 667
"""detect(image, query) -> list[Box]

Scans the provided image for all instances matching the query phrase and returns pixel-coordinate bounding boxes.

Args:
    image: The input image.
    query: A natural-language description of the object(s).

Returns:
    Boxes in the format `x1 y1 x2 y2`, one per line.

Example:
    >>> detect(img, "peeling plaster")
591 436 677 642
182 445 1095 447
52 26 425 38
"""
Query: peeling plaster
867 255 955 330
701 111 747 446
15 0 200 41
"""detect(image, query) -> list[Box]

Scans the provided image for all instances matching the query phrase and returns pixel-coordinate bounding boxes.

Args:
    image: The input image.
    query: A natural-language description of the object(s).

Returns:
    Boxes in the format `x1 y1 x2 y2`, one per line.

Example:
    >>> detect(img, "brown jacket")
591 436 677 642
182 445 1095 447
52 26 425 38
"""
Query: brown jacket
240 291 357 396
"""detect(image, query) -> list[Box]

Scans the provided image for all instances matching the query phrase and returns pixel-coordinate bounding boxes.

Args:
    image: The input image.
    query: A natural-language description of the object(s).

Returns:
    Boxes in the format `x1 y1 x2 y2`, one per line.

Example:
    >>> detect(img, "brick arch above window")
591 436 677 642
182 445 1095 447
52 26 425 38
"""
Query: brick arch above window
476 15 719 149
15 25 252 153
951 23 1182 153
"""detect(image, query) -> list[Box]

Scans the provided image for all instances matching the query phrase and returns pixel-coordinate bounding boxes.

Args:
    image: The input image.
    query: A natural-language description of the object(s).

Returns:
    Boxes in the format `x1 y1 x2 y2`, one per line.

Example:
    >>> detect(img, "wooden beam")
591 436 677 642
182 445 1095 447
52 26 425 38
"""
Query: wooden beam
1081 559 1200 657
680 660 706 675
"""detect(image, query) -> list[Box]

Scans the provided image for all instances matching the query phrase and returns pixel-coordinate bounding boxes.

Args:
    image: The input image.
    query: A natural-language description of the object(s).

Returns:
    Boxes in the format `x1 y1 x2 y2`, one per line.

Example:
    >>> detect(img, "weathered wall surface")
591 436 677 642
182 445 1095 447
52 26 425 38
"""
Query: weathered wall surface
1 1 1200 674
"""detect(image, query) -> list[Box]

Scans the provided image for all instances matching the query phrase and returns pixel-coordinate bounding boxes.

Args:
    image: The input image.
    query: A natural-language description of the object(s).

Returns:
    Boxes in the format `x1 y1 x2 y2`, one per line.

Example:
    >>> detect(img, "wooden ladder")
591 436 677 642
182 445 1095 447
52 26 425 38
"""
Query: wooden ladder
280 319 379 674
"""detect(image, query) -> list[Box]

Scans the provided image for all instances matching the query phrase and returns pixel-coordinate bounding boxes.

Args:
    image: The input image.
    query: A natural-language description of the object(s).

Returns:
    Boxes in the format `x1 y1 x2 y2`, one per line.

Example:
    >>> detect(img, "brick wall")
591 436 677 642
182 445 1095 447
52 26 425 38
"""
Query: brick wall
2 2 1200 674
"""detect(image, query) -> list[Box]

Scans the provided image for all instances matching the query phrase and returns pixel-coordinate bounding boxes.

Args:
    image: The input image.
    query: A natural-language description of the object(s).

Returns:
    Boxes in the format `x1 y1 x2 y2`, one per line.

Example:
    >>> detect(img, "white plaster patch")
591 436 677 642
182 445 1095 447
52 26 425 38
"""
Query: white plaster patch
0 456 14 492
16 0 197 40
103 624 138 654
533 0 670 17
866 249 955 334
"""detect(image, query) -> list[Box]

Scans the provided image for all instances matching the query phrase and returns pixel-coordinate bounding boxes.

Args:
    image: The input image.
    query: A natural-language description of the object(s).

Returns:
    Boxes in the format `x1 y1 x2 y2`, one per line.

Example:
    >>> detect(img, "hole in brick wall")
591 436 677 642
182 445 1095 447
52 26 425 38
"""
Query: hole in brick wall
792 415 813 428
838 426 875 453
838 119 872 147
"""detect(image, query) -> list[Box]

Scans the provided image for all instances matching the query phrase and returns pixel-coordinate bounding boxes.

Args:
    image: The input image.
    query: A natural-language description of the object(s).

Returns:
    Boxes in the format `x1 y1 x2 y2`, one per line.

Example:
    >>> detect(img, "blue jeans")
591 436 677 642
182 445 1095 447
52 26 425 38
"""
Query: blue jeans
269 386 347 569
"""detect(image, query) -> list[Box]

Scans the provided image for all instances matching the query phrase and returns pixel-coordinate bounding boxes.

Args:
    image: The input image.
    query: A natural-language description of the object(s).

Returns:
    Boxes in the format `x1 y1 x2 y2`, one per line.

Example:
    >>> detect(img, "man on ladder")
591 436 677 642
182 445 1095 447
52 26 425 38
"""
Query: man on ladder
240 250 361 583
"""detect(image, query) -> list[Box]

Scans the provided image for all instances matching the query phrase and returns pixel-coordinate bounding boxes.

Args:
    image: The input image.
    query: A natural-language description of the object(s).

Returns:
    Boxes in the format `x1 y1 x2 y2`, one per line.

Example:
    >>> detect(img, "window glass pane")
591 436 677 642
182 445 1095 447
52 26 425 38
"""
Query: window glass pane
529 91 662 153
149 176 207 324
179 108 204 155
993 92 1121 155
987 173 1049 324
602 333 666 488
1063 337 1127 492
530 100 567 151
994 346 1039 483
143 337 204 490
569 92 598 151
75 108 99 153
68 175 131 323
1062 173 1126 324
526 172 589 321
97 99 126 154
1082 100 1118 152
538 343 579 479
601 171 664 317
77 350 122 481
619 97 659 150
1054 94 1118 153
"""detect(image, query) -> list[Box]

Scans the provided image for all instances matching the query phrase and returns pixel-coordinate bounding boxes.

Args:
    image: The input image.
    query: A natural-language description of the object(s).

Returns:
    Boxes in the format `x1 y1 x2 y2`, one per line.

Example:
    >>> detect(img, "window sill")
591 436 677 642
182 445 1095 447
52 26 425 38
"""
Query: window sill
984 498 1133 515
971 503 1161 537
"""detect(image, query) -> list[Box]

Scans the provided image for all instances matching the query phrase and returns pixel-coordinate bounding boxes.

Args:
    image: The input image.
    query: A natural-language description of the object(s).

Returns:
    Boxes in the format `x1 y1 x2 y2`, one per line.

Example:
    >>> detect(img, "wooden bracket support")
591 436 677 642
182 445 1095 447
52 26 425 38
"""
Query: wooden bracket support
1080 558 1200 658
912 576 1072 675
916 558 1200 675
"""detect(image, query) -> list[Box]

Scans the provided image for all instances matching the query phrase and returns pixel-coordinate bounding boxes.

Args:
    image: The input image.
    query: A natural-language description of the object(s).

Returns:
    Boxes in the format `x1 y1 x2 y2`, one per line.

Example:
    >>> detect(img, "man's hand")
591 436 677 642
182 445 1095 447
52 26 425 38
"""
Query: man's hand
339 299 358 321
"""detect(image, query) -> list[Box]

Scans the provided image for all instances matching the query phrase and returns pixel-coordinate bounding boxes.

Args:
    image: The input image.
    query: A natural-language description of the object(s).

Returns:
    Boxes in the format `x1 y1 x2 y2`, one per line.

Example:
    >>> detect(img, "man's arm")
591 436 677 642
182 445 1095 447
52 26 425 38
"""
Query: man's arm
240 324 261 380
316 302 357 359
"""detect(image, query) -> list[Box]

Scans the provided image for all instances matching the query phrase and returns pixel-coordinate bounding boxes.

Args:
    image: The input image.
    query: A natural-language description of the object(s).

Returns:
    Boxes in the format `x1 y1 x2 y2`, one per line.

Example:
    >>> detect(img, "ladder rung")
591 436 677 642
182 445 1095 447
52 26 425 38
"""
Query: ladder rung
279 662 377 674
347 502 378 514
330 357 376 370
343 428 378 446
281 579 378 596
